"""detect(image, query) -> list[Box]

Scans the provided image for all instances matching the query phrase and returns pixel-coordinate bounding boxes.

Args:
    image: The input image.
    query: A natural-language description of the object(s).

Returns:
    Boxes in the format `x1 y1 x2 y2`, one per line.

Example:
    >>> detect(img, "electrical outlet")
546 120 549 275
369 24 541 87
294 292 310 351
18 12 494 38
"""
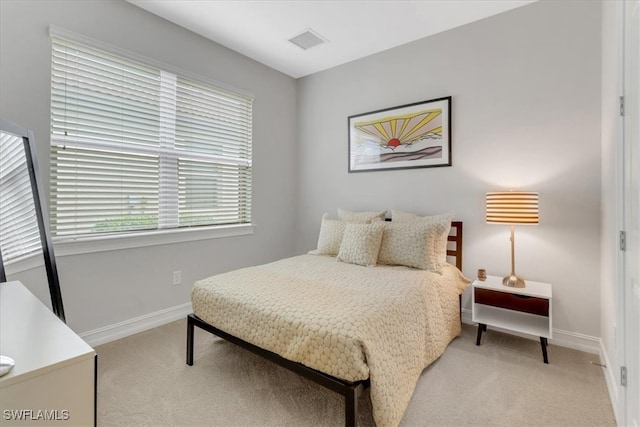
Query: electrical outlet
172 270 182 286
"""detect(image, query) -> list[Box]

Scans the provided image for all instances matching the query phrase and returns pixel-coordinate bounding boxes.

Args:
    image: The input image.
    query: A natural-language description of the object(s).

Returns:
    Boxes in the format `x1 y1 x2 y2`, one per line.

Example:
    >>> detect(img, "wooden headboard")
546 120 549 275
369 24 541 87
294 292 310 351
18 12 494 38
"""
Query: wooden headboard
447 221 463 271
384 218 463 271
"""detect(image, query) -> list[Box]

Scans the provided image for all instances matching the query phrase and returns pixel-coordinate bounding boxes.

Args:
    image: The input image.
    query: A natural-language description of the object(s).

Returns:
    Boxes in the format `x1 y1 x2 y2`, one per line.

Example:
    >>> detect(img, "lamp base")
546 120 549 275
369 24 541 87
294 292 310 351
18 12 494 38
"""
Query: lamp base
502 274 526 288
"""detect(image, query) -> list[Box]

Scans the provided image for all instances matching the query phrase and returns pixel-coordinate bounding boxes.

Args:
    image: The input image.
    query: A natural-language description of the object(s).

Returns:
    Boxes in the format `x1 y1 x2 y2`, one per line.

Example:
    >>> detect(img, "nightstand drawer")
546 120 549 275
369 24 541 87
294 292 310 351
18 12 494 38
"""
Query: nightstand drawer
474 288 549 317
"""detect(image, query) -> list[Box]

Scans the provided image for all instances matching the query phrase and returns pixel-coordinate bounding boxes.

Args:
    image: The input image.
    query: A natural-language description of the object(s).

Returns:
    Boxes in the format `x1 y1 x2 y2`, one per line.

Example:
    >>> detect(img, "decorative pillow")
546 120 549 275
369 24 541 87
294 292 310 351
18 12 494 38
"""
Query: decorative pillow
391 211 453 265
314 213 346 256
337 208 386 224
337 222 385 267
378 222 441 270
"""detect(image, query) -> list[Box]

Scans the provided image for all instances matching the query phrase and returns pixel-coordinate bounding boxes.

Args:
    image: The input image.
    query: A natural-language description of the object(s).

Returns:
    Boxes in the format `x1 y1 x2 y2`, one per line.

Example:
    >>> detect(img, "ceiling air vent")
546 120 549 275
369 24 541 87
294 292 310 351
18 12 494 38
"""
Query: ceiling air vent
288 29 327 50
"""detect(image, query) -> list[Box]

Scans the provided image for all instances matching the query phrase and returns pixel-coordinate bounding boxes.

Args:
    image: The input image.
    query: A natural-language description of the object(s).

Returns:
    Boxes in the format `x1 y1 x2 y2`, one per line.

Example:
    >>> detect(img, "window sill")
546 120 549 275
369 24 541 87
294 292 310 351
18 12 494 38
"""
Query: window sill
53 224 255 257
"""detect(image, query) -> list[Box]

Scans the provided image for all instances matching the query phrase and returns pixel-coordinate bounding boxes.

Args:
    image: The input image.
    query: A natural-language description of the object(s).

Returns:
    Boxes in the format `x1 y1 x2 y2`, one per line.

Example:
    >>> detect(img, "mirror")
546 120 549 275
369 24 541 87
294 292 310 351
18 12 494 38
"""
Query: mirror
0 118 65 322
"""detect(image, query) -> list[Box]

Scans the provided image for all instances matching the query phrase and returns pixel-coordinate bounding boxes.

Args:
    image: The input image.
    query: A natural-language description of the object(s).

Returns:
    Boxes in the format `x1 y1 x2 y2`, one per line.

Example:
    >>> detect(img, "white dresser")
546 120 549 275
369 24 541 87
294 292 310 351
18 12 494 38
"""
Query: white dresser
0 281 95 426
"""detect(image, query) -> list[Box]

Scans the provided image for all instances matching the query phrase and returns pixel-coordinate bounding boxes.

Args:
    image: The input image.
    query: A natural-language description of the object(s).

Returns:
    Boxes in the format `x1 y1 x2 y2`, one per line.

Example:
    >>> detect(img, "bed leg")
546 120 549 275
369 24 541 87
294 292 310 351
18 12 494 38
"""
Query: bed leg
345 385 358 427
186 314 194 366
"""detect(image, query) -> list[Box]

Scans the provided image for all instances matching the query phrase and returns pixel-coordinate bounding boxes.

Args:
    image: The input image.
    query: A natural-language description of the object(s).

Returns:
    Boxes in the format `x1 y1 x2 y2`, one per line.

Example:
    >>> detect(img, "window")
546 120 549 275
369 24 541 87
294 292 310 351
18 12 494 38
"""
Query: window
0 131 42 262
50 36 252 239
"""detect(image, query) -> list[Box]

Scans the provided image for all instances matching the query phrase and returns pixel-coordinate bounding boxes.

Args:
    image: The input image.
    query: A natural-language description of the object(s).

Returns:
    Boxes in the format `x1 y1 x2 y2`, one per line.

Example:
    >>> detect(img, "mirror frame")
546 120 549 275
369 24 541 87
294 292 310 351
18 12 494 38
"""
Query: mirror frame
0 118 66 322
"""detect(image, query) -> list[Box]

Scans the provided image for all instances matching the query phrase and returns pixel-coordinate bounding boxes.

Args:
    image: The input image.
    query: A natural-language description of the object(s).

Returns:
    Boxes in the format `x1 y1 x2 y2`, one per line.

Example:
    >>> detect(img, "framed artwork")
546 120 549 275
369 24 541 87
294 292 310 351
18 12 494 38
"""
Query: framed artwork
348 96 451 172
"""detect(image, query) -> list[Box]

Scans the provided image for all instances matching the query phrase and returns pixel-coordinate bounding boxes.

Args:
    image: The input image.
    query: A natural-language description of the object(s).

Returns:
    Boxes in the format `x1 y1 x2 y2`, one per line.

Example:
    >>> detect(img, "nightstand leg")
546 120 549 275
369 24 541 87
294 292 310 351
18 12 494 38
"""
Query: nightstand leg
476 323 486 345
540 337 549 364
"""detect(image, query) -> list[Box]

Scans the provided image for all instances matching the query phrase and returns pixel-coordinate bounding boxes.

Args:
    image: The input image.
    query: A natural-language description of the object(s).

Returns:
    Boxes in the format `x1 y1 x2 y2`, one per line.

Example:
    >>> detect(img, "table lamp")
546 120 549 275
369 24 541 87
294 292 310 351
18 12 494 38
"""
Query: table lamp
486 191 539 288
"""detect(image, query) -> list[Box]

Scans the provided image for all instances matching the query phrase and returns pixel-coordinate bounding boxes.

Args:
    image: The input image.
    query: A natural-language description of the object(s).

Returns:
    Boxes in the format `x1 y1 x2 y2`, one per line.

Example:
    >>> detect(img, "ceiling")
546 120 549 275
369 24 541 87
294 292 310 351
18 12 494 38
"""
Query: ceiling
128 0 536 79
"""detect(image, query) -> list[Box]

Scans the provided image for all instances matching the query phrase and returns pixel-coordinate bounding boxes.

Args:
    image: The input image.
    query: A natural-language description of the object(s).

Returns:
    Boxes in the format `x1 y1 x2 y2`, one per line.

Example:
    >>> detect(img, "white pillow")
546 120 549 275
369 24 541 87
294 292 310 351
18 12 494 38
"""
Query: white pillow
337 222 385 267
314 213 346 256
337 208 386 223
391 211 453 265
378 222 440 270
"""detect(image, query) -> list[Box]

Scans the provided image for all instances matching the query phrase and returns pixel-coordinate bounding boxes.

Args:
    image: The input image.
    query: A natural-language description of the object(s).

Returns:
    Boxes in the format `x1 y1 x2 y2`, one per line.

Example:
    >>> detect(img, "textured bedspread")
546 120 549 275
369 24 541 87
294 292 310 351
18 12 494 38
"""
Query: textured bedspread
191 254 469 427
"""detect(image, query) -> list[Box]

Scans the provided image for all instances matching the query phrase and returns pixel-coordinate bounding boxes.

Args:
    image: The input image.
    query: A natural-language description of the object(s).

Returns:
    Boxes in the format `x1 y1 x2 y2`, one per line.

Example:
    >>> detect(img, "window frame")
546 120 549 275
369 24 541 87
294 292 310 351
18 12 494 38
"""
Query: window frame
48 26 255 253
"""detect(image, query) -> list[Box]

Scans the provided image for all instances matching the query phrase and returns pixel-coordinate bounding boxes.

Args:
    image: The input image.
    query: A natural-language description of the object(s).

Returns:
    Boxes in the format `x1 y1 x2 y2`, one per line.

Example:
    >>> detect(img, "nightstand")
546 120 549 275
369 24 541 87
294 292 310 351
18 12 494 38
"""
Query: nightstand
472 275 553 363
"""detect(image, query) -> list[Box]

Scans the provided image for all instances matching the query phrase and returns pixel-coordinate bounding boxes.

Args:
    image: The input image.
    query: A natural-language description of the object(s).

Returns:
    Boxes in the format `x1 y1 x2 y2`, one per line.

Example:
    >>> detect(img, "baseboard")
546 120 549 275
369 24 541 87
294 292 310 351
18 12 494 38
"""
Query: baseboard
85 305 602 353
80 302 193 347
599 339 619 423
462 308 474 326
461 308 600 354
551 328 601 354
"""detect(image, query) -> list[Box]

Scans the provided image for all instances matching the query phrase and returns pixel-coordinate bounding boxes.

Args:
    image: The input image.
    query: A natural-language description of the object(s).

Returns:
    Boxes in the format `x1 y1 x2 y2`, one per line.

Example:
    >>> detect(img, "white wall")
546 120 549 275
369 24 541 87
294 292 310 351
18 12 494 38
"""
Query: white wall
600 0 622 416
0 0 298 334
295 1 602 340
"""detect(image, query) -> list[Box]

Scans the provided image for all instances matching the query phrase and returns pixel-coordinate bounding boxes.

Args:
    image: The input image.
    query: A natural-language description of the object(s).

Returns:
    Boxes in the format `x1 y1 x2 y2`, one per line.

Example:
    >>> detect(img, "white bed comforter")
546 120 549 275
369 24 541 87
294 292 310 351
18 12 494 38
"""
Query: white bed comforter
191 254 469 427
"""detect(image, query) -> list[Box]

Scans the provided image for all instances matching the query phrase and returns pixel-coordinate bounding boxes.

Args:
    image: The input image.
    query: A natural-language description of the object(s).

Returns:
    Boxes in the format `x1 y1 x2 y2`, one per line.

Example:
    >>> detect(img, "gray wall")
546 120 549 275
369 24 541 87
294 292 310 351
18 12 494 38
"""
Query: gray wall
295 1 602 338
1 0 605 342
0 0 298 334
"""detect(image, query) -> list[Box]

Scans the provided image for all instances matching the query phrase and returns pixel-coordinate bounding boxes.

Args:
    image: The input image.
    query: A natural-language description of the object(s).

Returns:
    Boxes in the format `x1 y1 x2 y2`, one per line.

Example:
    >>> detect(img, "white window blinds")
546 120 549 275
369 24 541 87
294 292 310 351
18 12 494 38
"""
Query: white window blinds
50 37 252 238
0 132 42 262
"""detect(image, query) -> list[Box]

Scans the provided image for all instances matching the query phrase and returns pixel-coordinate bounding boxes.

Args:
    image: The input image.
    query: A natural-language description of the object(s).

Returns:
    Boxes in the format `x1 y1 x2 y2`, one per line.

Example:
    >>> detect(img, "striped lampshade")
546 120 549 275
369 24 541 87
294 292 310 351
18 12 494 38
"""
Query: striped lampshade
486 192 539 224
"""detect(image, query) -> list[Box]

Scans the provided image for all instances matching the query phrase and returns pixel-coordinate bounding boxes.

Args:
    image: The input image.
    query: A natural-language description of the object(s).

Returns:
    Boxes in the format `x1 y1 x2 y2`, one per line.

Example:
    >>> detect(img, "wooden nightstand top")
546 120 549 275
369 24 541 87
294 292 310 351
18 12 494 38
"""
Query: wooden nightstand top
473 275 552 299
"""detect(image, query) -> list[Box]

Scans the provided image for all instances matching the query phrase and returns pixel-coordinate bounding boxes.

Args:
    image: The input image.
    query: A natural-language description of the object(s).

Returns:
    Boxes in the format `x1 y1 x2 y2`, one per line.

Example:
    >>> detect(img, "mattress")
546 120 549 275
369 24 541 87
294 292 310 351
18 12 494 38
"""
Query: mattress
191 254 469 427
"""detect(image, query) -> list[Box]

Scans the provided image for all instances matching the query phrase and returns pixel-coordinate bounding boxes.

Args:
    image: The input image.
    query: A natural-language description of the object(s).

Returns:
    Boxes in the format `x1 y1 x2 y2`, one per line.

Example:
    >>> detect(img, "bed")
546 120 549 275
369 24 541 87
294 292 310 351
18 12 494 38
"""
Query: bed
187 217 466 427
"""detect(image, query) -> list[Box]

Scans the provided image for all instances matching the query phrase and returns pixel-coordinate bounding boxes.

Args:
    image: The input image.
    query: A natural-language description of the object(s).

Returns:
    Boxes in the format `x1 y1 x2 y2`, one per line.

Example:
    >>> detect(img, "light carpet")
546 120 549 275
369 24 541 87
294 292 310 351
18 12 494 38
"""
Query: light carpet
96 320 615 426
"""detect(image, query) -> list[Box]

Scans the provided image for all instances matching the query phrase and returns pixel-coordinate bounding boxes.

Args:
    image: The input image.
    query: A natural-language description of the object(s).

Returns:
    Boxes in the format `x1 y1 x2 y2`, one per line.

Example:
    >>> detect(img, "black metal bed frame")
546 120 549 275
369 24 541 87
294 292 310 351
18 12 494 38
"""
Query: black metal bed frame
186 221 463 427
187 313 369 425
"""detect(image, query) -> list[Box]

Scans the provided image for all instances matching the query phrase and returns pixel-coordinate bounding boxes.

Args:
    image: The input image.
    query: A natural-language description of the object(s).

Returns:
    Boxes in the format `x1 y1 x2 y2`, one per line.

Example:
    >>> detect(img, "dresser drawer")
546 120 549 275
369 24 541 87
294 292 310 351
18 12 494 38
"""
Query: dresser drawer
474 288 549 317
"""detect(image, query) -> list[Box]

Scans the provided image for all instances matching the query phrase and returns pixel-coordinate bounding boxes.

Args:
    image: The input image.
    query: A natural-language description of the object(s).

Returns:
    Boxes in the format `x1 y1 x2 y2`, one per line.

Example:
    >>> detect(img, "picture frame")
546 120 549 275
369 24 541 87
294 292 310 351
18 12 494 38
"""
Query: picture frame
348 96 451 172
